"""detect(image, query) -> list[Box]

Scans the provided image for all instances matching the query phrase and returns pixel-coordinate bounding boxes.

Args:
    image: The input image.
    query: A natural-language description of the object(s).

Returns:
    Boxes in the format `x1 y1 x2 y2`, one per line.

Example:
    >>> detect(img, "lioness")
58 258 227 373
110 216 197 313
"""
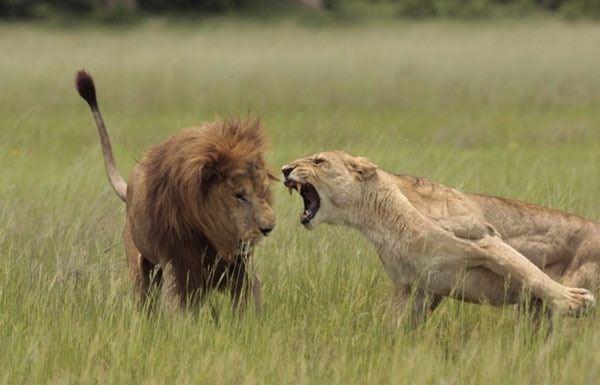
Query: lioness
76 70 276 312
282 150 598 325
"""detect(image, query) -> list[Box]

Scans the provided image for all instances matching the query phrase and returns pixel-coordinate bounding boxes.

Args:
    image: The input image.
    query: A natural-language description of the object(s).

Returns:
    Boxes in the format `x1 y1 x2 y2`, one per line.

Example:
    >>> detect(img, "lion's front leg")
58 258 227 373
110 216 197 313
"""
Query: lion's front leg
226 257 263 316
229 272 262 316
161 261 209 312
161 263 186 312
391 284 442 329
229 274 263 316
227 261 252 316
251 273 263 315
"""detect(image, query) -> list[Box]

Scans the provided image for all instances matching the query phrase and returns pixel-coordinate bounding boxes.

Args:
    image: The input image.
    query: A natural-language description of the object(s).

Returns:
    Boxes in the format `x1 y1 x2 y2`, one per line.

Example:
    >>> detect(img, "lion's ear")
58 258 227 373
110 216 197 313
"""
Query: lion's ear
199 164 220 187
346 157 377 181
200 151 231 187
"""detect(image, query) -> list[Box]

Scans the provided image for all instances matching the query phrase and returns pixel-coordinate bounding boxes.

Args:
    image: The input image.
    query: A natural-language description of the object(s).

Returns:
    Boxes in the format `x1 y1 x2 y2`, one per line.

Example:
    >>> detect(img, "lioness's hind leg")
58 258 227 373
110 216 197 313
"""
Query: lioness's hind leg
561 239 600 292
392 285 442 329
516 298 553 331
561 263 600 302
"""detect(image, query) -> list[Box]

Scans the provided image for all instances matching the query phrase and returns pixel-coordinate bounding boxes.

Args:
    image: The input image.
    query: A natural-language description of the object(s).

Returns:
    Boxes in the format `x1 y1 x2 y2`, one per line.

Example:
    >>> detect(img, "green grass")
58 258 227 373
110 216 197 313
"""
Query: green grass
1 18 600 385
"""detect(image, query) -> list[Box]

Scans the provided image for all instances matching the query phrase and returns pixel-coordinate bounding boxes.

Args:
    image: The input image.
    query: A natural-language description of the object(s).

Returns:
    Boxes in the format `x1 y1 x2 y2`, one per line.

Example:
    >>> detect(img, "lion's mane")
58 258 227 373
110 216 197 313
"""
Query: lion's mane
143 119 272 298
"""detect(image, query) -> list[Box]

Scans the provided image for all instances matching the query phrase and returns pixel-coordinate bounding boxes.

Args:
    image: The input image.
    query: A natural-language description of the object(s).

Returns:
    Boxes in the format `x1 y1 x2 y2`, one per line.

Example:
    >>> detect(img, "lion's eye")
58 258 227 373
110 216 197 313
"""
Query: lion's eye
235 193 248 203
312 158 325 165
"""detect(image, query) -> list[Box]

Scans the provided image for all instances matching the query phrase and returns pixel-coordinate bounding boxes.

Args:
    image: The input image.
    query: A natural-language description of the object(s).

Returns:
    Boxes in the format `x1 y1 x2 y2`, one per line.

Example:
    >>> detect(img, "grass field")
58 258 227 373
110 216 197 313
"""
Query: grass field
1 18 600 385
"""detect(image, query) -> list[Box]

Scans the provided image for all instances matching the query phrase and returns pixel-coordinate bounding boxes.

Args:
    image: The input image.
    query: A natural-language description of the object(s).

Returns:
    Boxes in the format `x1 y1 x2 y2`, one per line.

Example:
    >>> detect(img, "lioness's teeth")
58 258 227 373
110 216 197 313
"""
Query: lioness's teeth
287 186 293 195
296 182 302 192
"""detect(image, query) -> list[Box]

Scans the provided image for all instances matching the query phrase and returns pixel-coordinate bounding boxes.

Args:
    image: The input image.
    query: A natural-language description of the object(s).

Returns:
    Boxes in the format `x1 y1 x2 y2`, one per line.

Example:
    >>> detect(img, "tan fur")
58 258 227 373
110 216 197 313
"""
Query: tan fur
283 150 599 325
76 72 276 312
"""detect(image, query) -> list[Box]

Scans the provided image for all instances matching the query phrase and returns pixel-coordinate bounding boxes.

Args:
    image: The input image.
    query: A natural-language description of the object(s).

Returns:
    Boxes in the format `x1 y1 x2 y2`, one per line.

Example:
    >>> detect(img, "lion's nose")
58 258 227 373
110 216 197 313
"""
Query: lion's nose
281 166 294 178
260 226 274 236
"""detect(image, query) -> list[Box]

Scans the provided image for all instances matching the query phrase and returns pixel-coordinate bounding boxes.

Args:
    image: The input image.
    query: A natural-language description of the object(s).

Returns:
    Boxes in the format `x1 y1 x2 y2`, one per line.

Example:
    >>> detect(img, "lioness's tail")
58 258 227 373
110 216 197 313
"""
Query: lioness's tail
75 70 127 202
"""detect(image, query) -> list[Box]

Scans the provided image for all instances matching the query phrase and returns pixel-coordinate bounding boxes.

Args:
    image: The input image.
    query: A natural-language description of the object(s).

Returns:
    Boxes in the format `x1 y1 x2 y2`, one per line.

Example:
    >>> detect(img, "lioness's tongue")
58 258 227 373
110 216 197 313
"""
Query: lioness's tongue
301 192 311 223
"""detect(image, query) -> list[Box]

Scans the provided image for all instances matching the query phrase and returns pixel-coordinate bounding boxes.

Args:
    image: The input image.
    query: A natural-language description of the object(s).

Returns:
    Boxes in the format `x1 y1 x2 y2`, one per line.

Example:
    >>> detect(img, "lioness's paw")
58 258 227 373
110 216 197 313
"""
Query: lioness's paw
552 287 595 316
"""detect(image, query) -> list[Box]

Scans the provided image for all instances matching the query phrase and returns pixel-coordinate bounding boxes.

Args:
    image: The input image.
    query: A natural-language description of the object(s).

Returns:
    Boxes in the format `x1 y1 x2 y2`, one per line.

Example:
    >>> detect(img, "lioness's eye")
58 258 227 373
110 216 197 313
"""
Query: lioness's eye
312 158 325 165
235 193 247 203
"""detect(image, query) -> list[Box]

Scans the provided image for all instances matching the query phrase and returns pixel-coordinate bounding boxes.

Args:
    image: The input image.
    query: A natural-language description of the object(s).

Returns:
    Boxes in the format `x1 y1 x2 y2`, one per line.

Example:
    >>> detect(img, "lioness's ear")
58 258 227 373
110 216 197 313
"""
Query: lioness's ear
346 157 377 181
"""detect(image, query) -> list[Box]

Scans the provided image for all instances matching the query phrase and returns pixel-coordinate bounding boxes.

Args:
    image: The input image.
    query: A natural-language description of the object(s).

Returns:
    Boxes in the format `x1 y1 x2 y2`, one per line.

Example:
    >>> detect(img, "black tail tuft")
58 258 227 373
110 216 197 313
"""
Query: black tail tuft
75 70 98 109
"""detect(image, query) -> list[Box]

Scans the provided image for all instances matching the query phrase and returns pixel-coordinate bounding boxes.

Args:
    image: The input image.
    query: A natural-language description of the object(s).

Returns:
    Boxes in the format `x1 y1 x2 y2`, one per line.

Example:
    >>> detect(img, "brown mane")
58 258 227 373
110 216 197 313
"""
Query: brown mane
143 118 273 300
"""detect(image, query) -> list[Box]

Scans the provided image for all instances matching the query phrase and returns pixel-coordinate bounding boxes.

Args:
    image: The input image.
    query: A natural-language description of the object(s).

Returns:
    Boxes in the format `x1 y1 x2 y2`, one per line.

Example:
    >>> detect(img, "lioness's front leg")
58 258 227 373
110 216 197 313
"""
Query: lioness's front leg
427 229 595 314
475 236 594 314
392 285 442 329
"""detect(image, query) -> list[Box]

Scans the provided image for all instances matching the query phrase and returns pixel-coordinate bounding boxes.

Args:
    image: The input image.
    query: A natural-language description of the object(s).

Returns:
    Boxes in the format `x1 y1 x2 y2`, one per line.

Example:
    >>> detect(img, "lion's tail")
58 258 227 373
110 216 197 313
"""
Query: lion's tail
75 70 127 202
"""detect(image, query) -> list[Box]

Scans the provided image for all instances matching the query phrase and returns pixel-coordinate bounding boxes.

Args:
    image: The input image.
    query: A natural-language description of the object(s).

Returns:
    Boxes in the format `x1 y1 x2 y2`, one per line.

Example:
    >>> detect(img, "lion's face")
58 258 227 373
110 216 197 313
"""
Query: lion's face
204 164 276 255
144 119 277 261
224 169 276 245
281 151 377 229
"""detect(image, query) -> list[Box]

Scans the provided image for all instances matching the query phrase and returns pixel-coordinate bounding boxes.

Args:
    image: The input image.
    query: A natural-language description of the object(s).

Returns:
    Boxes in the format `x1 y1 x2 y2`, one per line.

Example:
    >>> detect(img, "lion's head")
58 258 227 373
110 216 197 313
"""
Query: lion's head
145 119 277 259
281 150 378 229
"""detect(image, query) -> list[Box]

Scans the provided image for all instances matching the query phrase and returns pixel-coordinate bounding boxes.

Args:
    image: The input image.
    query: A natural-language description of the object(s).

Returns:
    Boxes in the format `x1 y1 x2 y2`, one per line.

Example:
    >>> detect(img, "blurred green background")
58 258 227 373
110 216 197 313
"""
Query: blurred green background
1 3 600 385
1 0 600 20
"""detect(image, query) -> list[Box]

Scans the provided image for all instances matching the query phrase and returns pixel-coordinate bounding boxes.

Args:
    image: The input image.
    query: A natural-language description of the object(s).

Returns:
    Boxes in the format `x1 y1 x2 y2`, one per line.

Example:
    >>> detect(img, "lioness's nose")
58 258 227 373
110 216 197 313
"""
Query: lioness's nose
282 166 294 178
260 226 274 236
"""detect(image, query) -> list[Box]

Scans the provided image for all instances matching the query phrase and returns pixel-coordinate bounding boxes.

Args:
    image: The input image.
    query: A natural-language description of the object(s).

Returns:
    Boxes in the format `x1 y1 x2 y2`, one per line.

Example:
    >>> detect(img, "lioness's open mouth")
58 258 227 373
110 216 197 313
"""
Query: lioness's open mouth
285 179 320 224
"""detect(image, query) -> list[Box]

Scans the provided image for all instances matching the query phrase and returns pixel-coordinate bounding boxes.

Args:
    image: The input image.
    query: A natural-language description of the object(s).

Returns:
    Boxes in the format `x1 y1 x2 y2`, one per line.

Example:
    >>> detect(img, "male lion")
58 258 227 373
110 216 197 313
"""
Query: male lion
282 150 598 326
76 70 276 312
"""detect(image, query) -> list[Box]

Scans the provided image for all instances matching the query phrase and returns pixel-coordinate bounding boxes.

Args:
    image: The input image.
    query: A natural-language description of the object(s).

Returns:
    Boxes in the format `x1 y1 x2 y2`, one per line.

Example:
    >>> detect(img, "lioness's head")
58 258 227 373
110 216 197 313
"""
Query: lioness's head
281 151 377 229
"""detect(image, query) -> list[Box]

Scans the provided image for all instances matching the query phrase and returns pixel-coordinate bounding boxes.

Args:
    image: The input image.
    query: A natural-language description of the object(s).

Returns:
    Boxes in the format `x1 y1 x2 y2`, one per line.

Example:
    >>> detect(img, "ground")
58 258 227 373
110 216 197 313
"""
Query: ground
1 18 599 385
